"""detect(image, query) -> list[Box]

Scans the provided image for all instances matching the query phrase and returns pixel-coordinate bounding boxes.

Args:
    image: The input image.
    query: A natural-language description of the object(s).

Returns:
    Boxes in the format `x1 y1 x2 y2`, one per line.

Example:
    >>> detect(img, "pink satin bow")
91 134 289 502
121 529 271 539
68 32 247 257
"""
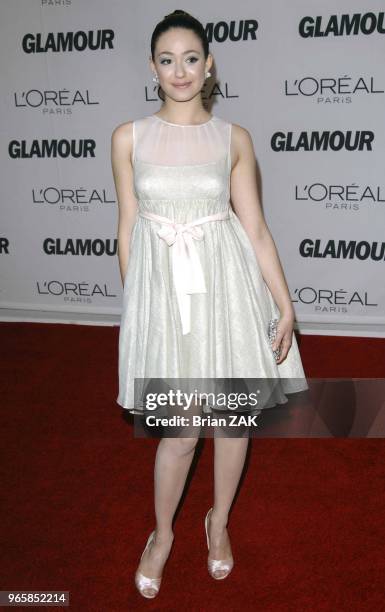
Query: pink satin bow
139 209 230 334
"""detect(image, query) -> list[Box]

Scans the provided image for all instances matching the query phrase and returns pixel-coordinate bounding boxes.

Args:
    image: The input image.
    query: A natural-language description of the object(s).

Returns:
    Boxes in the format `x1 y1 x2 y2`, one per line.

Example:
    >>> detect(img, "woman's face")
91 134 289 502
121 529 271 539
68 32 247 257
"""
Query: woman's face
151 27 212 101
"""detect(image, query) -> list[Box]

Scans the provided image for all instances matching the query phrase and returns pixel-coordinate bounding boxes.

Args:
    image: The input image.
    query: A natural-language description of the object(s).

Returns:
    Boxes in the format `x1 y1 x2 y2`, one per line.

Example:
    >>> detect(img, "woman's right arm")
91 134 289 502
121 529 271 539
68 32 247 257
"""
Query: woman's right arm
111 122 138 286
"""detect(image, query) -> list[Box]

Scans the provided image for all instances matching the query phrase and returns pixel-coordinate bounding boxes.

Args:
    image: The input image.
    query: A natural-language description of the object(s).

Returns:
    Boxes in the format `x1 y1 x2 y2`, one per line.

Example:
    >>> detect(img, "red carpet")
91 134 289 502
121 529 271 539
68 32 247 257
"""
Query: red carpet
1 322 385 610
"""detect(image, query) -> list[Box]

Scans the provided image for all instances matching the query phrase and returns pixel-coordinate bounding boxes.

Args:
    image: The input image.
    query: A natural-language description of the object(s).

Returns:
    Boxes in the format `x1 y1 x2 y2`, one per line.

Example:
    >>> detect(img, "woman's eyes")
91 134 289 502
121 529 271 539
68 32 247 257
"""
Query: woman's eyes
160 57 199 65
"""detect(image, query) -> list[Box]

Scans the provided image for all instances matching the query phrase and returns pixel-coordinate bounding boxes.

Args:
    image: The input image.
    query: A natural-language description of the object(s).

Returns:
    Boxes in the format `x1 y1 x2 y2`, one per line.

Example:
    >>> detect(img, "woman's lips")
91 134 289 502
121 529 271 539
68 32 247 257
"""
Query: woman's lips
173 82 191 89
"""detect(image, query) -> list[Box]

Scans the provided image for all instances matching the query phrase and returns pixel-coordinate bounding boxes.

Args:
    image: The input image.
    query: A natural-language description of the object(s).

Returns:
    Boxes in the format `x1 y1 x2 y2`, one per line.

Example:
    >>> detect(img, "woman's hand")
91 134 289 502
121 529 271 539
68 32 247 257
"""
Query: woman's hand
271 312 295 365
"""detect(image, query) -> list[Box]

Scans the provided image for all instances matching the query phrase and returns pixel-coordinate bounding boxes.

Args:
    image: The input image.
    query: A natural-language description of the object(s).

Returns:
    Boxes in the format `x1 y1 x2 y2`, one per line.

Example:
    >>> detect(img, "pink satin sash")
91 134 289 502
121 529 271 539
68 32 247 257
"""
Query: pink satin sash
138 208 230 335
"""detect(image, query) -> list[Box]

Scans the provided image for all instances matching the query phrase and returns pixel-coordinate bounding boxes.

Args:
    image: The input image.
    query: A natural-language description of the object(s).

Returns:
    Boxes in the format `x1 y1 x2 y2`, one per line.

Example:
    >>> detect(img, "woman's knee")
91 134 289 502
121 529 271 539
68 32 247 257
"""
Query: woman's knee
164 436 199 456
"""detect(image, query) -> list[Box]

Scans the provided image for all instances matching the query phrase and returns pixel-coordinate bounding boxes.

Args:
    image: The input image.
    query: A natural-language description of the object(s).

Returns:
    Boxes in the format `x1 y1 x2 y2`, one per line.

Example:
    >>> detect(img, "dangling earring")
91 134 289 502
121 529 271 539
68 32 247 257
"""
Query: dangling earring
205 71 211 79
152 73 159 83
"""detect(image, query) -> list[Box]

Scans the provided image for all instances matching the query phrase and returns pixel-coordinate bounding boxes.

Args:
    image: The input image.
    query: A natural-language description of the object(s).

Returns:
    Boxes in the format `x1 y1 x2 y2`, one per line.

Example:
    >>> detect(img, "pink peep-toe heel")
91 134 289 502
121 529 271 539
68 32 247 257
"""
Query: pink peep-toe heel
204 507 234 580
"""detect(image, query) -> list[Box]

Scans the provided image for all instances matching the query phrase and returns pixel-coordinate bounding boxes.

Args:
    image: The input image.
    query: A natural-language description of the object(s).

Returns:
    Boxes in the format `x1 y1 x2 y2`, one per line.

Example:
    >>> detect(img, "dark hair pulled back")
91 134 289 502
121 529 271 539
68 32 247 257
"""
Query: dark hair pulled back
150 10 209 60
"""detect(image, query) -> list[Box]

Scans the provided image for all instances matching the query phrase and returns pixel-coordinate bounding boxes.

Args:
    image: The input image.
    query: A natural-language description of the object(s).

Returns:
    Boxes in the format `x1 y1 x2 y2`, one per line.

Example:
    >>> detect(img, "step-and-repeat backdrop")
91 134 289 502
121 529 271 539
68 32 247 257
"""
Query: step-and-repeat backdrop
1 0 384 334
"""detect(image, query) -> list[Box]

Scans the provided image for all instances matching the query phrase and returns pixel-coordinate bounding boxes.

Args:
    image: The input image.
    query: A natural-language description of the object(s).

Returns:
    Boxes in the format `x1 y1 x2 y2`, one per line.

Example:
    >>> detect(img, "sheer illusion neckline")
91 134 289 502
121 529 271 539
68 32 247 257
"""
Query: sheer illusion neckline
152 113 214 127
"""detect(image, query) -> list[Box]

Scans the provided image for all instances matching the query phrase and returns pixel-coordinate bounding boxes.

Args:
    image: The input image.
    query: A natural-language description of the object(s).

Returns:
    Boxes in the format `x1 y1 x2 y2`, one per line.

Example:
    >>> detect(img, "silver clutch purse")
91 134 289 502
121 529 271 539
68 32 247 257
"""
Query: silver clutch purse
268 317 281 361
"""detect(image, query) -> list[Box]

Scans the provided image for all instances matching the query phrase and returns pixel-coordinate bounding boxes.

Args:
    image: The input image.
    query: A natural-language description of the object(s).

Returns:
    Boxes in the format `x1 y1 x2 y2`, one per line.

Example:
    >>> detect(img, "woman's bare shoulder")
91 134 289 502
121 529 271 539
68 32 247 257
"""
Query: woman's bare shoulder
111 121 134 164
111 120 134 143
230 121 253 144
229 122 255 167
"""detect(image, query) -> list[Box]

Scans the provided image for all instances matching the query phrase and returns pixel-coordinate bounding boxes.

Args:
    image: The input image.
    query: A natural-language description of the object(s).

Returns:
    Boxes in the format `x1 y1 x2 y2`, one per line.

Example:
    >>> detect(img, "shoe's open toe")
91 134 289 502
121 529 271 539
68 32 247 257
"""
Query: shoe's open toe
135 571 161 598
213 569 229 579
141 587 158 598
208 558 234 580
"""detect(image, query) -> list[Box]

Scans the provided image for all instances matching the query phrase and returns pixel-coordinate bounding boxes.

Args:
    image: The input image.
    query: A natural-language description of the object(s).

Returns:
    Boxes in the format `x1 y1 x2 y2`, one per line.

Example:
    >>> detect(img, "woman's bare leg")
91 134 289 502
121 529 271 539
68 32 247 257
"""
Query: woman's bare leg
136 435 198 595
207 436 250 577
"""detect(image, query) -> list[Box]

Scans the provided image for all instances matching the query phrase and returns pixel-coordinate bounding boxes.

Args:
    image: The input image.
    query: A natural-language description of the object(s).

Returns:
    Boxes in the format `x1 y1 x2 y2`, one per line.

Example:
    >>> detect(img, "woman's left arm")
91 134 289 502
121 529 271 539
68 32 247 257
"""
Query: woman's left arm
229 124 295 363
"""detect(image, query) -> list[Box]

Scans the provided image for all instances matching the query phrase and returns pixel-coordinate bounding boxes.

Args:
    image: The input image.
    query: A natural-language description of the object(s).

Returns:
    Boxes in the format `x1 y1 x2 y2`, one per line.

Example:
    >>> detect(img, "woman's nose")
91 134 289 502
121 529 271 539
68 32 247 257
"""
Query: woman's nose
174 63 186 77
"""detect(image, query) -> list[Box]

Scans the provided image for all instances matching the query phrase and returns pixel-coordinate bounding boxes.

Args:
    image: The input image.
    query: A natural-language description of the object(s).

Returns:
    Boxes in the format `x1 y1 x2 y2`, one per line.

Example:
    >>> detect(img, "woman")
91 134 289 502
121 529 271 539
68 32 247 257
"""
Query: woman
111 10 307 598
